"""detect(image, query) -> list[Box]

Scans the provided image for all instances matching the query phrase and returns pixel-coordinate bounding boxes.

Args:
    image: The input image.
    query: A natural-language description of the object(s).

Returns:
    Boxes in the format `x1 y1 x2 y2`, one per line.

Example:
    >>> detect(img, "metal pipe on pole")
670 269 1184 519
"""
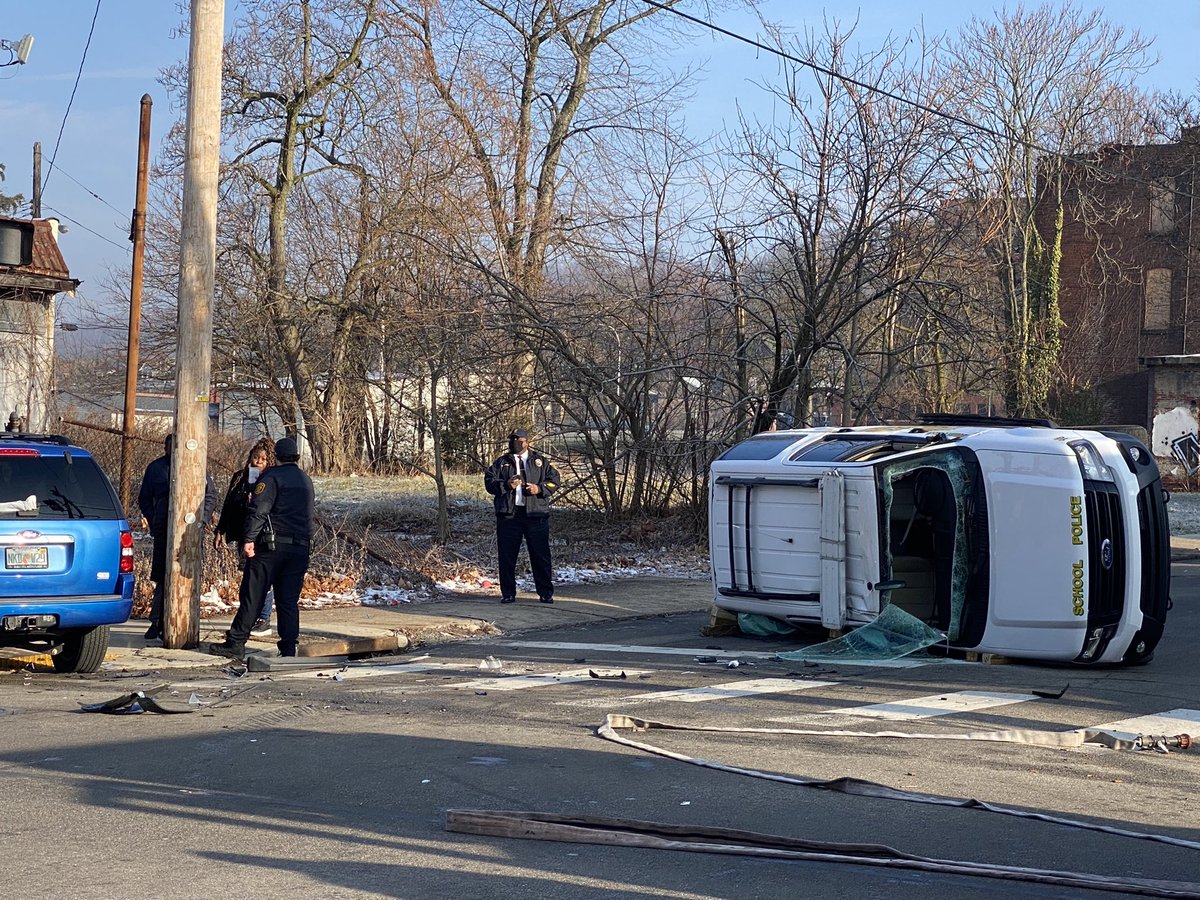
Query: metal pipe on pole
31 142 41 217
164 0 224 650
120 94 151 516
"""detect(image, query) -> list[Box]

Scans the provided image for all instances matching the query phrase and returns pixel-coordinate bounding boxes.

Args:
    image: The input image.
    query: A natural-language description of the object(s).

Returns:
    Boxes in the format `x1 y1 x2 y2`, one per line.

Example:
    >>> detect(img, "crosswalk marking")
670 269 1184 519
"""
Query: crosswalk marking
504 641 782 659
504 641 949 667
452 668 653 692
570 677 838 708
1091 708 1200 740
826 690 1040 721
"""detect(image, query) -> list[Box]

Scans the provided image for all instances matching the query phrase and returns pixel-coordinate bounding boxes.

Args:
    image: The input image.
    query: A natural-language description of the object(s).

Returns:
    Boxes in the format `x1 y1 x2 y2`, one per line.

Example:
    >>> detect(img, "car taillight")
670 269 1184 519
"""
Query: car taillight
0 448 40 456
120 530 134 573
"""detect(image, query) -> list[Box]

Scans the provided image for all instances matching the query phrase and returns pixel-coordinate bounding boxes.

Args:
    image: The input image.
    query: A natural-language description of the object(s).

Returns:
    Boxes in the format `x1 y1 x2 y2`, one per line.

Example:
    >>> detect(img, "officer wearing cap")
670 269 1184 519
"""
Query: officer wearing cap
484 429 561 604
211 436 314 658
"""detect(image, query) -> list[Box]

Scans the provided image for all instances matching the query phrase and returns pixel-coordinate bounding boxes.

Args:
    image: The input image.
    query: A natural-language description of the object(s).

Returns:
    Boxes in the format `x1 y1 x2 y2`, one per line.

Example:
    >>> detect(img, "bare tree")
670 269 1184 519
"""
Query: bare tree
716 22 965 431
944 2 1155 417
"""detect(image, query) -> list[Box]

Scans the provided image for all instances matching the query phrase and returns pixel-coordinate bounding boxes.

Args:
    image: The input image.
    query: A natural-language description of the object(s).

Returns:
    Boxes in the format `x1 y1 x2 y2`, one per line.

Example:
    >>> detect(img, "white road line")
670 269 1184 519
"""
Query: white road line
504 641 946 667
268 661 469 680
1092 709 1200 740
452 668 653 692
827 690 1040 721
570 677 839 709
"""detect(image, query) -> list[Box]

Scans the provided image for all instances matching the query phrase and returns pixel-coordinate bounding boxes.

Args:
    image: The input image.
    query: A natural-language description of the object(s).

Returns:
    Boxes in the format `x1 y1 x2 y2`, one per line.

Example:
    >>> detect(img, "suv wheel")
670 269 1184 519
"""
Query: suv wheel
52 625 111 674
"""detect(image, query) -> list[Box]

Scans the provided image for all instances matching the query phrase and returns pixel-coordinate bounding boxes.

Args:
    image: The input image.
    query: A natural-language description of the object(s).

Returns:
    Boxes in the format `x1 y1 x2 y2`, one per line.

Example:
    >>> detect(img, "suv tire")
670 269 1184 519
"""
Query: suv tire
52 625 111 674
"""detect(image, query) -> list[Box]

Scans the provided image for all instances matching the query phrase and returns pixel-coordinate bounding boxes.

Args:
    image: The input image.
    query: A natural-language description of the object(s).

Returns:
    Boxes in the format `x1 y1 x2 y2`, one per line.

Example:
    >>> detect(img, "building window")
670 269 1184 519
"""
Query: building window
1144 267 1172 330
0 298 41 335
1149 177 1175 234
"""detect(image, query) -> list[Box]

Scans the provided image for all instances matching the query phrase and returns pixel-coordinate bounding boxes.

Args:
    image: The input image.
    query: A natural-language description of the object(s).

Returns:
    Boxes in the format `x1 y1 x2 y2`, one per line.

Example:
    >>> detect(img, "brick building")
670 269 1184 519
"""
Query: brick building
1047 127 1200 428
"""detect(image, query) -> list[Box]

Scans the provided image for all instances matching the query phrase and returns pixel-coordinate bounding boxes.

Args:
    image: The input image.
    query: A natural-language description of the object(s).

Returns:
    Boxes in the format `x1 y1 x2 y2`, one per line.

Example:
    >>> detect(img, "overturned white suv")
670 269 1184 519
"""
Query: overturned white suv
710 415 1171 665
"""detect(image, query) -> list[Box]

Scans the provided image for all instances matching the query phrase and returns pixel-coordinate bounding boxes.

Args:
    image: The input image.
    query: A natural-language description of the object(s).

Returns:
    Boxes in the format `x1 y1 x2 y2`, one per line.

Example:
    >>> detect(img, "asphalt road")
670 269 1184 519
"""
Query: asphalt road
1 565 1198 899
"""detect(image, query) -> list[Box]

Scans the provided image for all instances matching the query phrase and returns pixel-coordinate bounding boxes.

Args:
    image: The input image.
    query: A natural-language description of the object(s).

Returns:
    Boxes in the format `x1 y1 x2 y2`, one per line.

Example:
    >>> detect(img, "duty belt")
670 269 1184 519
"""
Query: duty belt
273 534 310 546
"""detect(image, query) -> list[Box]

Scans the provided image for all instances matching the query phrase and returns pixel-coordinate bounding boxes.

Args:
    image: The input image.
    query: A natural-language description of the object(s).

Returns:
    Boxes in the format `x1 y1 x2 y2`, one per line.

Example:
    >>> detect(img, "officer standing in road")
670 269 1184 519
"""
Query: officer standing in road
210 437 314 659
484 429 561 604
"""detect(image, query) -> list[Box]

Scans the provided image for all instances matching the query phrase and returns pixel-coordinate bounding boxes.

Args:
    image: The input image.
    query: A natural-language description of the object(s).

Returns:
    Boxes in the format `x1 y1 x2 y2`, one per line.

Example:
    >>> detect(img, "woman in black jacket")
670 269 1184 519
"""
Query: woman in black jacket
215 439 276 635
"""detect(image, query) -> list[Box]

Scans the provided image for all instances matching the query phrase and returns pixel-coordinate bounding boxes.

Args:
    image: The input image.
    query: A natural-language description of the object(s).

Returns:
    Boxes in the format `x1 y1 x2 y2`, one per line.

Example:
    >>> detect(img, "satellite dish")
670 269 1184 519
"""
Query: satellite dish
15 35 33 64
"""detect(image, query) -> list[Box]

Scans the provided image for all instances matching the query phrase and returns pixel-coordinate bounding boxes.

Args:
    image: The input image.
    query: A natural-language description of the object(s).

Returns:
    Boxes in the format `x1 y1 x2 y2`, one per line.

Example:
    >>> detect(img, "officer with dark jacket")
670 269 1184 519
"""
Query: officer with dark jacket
137 433 217 642
484 429 561 604
211 437 314 659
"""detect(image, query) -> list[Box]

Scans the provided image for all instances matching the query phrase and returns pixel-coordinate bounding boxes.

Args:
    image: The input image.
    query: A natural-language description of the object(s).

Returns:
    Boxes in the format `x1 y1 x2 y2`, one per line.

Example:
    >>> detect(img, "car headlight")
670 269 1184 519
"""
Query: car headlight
1070 440 1114 483
1077 623 1117 661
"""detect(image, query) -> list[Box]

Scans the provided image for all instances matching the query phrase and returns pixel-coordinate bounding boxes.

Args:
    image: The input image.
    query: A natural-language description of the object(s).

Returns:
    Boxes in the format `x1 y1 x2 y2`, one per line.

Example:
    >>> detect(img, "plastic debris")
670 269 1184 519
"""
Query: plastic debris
726 660 740 669
737 612 797 637
79 685 194 715
1032 684 1070 699
478 656 503 672
680 801 691 806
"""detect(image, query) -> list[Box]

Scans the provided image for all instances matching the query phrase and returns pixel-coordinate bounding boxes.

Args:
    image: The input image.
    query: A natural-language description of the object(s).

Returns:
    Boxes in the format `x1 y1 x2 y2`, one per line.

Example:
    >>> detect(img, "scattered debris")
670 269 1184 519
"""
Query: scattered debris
589 670 627 680
478 656 503 672
726 660 740 669
694 656 718 664
1032 684 1070 699
79 685 194 715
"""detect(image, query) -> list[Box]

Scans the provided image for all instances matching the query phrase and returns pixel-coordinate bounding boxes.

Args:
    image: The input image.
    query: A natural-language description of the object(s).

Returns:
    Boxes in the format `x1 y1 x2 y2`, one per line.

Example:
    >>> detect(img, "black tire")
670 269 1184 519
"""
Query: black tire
52 625 111 674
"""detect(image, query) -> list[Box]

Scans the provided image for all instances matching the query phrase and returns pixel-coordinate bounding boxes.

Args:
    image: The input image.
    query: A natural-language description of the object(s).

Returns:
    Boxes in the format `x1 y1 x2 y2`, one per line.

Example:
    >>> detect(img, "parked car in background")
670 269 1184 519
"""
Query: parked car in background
710 415 1171 665
0 433 134 672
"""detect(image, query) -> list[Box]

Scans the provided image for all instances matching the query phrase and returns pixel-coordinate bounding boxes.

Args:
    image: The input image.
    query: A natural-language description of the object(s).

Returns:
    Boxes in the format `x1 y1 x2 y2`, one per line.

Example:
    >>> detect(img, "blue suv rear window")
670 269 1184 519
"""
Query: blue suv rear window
0 453 121 520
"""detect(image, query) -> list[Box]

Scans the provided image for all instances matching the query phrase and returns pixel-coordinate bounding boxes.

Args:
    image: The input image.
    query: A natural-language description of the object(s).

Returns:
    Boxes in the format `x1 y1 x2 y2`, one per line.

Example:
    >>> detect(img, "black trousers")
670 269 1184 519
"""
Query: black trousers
496 509 553 600
229 543 309 652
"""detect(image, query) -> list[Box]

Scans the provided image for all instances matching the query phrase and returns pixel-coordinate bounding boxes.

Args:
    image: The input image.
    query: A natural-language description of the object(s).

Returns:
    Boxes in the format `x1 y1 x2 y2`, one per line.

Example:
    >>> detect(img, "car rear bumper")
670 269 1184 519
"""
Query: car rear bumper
0 594 134 630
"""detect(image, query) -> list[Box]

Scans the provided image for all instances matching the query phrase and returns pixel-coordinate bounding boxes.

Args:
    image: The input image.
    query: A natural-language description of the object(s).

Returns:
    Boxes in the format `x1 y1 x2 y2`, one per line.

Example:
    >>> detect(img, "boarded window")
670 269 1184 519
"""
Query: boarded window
1144 267 1172 330
0 298 42 335
1149 177 1175 234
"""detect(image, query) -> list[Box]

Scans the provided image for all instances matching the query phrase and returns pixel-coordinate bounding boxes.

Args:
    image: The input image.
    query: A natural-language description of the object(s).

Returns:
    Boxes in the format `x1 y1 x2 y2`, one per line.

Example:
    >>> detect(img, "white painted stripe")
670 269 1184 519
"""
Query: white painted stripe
625 677 838 704
453 668 652 692
568 677 838 709
269 661 467 681
1092 709 1200 740
506 641 781 659
505 641 952 668
829 690 1039 721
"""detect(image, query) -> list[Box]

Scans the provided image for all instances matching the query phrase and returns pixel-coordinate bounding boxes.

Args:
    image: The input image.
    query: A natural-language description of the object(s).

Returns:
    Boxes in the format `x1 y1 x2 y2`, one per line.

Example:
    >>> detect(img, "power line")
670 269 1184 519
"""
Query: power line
43 205 130 253
641 0 1195 200
50 162 124 217
42 0 102 199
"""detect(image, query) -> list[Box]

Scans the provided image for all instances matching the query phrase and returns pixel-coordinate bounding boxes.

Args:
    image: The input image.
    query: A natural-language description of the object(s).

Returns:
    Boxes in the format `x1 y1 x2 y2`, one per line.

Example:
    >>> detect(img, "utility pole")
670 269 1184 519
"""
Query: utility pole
120 95 151 514
164 0 224 650
31 142 41 217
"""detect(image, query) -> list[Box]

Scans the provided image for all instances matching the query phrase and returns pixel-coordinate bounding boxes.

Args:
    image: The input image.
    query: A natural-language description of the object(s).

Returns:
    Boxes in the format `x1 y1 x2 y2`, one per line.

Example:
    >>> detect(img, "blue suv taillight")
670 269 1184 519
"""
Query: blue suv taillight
120 529 134 573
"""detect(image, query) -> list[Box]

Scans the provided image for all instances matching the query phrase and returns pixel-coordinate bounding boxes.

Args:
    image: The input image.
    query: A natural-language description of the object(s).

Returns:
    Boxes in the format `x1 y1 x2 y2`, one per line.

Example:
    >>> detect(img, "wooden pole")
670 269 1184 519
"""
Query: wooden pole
164 0 224 650
120 95 151 516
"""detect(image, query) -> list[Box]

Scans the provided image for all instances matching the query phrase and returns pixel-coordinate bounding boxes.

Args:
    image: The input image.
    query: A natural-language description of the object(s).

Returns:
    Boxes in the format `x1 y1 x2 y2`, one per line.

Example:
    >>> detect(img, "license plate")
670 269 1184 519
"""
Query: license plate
5 546 48 569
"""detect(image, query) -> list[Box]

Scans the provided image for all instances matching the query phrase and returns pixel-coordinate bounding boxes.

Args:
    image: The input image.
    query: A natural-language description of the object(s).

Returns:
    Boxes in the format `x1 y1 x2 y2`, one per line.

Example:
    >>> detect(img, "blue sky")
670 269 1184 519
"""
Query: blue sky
1 0 1196 332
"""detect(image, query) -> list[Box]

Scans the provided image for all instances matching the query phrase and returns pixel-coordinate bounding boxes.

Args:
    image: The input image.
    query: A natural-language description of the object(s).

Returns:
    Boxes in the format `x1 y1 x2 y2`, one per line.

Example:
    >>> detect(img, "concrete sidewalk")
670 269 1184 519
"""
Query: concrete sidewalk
95 576 714 670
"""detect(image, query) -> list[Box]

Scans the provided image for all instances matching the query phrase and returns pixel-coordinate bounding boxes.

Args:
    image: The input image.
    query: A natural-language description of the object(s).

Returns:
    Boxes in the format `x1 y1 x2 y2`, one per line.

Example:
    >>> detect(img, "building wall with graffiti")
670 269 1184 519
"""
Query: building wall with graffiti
1146 356 1200 476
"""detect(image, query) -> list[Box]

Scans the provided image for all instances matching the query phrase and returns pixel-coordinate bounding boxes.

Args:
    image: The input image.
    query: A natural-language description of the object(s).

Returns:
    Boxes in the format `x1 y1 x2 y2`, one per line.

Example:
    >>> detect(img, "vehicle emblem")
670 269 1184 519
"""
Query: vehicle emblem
1100 539 1113 570
18 530 41 540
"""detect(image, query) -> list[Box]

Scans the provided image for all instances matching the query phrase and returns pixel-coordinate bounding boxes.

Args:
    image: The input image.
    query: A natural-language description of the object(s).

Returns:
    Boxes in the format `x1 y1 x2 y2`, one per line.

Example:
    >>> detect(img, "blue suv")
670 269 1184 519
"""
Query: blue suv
0 433 134 672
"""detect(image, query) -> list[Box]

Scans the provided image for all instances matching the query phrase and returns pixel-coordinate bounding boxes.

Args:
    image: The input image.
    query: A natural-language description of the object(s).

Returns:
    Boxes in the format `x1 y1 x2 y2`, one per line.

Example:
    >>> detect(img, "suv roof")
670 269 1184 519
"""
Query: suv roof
0 432 74 447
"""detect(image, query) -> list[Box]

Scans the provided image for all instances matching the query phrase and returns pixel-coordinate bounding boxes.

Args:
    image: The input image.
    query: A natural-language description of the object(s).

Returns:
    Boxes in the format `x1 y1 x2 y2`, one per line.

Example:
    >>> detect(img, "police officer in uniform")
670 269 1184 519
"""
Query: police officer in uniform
211 437 314 658
484 429 561 604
